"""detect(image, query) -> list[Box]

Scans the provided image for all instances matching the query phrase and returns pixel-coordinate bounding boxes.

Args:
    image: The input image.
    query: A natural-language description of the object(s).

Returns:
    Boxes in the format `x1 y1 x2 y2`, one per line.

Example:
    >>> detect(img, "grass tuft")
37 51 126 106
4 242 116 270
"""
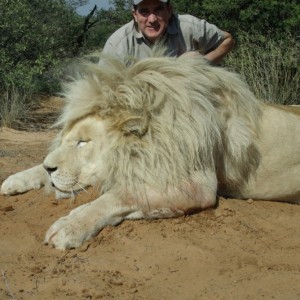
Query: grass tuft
226 34 299 105
0 86 32 127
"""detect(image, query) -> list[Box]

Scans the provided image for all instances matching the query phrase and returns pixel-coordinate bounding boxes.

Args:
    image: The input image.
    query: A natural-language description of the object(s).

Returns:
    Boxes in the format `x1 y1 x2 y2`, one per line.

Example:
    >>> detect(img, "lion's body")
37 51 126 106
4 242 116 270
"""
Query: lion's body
1 54 299 249
230 103 300 201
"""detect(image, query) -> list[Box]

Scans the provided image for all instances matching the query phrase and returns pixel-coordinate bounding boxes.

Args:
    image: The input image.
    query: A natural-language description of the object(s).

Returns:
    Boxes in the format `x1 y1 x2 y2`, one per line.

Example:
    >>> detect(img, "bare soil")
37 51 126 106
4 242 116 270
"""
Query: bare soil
0 99 299 300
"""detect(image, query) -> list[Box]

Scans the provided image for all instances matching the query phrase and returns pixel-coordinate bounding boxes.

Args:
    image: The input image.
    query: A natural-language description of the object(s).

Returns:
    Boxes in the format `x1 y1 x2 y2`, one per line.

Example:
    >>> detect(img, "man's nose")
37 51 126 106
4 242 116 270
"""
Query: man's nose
148 13 158 23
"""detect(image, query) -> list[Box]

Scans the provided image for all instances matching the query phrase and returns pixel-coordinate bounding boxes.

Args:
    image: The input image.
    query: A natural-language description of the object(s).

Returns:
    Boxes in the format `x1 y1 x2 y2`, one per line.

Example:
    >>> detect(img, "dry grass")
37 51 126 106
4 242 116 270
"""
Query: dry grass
226 35 299 105
0 86 32 127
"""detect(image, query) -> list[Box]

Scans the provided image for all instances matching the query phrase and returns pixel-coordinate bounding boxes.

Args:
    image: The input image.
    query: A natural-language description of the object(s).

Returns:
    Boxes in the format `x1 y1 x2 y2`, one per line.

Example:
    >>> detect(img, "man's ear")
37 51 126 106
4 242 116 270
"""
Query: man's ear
132 8 137 22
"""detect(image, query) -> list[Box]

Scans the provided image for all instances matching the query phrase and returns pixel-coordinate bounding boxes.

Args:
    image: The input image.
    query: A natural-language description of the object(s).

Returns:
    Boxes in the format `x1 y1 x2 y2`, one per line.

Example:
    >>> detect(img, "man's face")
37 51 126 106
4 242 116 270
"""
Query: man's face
132 0 172 43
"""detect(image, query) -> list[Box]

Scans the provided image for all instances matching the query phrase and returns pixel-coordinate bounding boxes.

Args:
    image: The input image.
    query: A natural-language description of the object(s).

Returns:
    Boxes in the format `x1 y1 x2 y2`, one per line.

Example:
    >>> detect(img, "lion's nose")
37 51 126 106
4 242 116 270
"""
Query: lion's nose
44 165 57 175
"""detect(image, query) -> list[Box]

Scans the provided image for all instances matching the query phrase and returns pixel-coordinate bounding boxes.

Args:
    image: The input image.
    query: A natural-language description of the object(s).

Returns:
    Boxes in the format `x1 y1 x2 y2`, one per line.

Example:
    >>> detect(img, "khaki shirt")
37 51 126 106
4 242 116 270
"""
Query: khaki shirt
103 14 225 59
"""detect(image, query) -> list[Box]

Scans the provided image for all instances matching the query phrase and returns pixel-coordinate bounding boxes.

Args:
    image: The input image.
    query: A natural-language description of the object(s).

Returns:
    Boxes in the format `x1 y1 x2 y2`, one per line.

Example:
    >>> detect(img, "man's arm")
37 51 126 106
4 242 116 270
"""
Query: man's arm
204 31 235 64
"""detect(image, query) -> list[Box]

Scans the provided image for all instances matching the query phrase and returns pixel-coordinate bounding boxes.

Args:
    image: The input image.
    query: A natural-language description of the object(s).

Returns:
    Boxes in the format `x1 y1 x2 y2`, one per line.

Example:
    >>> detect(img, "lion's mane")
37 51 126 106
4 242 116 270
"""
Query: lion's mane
56 53 262 197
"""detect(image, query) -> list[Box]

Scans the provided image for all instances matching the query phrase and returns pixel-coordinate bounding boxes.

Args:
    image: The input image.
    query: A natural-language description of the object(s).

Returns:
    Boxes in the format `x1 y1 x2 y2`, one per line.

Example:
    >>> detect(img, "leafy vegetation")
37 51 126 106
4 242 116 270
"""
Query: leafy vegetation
0 0 299 127
172 0 299 38
0 0 81 90
0 0 82 125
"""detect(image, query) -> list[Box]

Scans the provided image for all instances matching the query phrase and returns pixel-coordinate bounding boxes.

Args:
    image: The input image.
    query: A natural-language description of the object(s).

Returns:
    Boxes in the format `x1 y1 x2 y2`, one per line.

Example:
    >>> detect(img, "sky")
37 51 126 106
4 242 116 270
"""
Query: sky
76 0 112 15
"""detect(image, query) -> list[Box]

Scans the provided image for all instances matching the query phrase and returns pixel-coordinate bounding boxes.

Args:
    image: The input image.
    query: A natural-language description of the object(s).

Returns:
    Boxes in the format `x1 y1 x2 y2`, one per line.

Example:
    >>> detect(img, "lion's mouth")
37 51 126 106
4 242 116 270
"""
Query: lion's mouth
51 181 72 192
49 176 76 191
52 185 81 200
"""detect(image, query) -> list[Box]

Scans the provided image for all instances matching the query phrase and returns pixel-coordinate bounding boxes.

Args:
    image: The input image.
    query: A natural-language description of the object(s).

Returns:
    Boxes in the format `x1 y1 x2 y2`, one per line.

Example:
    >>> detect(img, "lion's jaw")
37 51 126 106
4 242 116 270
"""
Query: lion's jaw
43 115 108 193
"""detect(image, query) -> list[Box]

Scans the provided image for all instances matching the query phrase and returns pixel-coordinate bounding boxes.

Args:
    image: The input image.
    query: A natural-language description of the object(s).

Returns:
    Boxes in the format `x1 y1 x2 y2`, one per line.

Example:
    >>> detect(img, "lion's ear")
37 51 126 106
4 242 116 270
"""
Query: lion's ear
121 115 149 137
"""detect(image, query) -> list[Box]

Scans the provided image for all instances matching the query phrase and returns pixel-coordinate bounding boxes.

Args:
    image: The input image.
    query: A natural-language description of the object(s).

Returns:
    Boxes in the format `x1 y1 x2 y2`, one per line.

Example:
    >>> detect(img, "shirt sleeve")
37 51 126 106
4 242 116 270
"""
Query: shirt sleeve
199 20 225 54
102 35 126 58
102 23 133 58
102 38 115 54
179 15 225 54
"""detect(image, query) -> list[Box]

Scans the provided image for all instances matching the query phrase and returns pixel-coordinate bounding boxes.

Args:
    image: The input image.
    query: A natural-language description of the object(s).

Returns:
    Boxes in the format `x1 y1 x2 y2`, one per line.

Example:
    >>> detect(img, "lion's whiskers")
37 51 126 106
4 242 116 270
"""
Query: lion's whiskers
75 182 88 194
71 189 76 199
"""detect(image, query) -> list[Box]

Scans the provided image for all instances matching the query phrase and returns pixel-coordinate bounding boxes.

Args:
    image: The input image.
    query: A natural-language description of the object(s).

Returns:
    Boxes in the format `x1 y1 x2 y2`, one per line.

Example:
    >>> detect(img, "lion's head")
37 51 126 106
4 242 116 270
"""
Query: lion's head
44 53 262 198
44 115 108 194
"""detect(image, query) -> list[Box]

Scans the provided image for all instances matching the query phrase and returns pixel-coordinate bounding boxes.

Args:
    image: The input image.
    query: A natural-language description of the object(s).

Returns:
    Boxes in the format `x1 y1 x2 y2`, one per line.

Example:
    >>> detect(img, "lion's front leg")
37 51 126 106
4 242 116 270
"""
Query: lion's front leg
1 164 51 195
44 171 218 250
44 193 140 250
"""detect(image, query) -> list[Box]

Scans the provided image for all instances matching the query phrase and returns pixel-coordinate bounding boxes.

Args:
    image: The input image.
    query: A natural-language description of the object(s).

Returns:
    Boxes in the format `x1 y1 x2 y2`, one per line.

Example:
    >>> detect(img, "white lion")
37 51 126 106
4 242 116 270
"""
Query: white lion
1 53 300 250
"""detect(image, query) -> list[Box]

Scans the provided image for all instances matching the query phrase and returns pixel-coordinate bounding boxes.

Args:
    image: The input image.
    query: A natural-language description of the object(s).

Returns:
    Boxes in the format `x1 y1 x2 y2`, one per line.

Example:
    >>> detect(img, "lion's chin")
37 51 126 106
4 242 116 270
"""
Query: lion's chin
51 182 82 196
54 190 73 200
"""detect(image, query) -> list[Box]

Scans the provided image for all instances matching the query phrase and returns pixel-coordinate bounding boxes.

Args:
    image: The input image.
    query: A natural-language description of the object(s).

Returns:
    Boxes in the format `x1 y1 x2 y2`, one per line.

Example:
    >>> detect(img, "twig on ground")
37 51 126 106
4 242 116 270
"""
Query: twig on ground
1 270 16 299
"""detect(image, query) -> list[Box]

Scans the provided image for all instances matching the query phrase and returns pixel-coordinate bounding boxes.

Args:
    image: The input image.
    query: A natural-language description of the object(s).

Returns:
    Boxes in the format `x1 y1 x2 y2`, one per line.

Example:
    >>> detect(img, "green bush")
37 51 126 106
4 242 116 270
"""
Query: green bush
172 0 299 38
0 0 85 127
0 0 81 93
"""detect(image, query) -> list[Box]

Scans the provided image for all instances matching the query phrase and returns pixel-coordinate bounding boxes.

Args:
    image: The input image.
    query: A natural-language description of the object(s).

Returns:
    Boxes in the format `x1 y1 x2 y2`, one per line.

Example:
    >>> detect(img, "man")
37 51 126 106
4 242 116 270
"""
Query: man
103 0 235 64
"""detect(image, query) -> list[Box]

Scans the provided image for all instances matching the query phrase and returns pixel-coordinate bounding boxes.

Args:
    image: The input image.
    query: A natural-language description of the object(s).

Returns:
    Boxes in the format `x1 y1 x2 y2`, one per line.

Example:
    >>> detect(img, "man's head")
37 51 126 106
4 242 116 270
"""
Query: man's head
132 0 172 43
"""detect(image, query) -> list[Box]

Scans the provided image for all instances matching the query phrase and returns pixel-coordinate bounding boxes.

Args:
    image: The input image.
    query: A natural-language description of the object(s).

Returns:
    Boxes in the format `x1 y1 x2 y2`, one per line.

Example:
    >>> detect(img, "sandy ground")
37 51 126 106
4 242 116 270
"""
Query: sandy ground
0 100 300 300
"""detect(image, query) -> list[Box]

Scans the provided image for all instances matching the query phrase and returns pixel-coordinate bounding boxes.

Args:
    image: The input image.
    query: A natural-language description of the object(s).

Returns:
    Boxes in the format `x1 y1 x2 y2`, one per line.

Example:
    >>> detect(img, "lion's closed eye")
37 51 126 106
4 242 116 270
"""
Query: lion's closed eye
77 140 90 148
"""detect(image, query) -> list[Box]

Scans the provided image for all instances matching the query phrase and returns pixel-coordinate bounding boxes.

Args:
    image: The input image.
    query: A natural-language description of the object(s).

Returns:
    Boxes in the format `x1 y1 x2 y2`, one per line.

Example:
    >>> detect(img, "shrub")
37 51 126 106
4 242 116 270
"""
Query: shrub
0 0 81 93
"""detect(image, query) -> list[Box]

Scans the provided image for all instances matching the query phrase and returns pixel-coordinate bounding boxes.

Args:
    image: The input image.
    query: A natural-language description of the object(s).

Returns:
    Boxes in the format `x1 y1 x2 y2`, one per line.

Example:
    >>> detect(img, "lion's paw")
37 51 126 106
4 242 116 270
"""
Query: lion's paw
1 165 48 196
44 210 95 250
1 174 41 195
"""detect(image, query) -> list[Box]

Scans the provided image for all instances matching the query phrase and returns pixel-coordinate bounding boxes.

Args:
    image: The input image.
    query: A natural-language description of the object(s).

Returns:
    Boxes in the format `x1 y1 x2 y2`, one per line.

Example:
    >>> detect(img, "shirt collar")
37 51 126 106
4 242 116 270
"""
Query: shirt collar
166 14 179 35
133 20 144 39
